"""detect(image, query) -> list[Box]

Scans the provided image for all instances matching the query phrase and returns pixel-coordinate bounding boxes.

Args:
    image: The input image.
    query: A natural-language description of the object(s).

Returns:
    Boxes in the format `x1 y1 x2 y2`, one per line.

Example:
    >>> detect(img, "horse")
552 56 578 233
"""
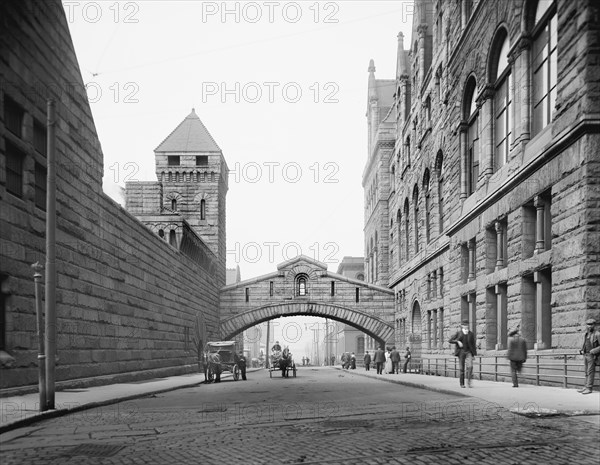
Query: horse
206 352 222 383
278 348 292 377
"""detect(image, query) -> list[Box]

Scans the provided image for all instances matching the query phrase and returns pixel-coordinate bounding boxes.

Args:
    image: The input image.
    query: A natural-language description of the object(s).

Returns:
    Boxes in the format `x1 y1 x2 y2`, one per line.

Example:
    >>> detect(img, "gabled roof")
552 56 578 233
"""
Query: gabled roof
155 109 221 153
277 254 327 271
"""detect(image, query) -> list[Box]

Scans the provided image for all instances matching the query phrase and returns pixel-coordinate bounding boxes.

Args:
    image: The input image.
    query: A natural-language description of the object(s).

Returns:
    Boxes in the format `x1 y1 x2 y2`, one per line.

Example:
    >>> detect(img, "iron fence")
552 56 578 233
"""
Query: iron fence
415 353 599 389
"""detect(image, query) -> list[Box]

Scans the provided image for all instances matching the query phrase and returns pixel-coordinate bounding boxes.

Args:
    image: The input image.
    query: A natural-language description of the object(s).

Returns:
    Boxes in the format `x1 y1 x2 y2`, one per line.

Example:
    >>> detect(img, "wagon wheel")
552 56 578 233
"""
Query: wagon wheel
207 365 214 383
233 364 240 381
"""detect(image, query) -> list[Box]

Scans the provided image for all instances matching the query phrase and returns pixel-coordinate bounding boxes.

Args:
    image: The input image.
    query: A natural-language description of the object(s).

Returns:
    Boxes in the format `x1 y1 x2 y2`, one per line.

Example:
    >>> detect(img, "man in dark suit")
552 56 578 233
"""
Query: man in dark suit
373 346 386 374
449 319 477 388
579 318 600 394
507 328 527 387
390 346 401 374
363 351 371 371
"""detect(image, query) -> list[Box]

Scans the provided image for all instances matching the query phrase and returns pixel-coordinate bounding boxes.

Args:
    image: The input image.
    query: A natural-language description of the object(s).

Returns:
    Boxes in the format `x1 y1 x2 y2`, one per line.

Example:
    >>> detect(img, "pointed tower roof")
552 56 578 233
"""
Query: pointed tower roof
155 108 221 152
368 59 378 102
396 32 410 79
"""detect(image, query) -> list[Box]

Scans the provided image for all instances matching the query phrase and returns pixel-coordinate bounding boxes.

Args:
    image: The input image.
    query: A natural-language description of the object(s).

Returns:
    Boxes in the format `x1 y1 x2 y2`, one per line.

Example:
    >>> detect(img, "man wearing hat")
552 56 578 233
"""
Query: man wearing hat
449 319 477 388
579 318 600 394
507 328 527 388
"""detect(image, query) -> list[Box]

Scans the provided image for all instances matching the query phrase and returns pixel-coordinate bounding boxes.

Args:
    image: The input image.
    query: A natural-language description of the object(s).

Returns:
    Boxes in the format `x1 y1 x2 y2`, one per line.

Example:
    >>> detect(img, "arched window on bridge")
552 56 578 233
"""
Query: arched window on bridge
296 274 308 296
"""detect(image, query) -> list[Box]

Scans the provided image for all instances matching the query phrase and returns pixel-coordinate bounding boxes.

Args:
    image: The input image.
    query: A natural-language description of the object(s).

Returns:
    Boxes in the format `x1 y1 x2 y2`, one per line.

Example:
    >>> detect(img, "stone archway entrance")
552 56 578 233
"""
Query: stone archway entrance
409 301 422 372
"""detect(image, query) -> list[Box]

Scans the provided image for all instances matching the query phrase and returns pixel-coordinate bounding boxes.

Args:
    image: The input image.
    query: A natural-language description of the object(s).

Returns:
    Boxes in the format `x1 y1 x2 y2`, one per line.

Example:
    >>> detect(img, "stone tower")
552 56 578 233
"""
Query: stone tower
126 109 228 286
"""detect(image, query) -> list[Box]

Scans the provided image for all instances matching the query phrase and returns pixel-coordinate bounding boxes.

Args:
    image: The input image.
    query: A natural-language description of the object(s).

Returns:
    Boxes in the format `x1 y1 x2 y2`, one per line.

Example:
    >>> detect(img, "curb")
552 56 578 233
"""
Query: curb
333 367 472 399
0 369 262 434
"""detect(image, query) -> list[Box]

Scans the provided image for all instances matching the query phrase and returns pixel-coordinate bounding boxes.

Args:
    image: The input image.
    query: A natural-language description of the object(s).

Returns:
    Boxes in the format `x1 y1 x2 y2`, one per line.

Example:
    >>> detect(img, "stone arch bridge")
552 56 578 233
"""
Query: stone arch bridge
219 256 395 347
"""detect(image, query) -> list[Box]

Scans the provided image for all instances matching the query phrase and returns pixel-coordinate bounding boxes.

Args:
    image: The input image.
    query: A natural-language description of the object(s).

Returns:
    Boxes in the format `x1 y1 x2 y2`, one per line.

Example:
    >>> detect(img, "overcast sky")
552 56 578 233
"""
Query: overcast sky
64 1 414 358
65 0 414 279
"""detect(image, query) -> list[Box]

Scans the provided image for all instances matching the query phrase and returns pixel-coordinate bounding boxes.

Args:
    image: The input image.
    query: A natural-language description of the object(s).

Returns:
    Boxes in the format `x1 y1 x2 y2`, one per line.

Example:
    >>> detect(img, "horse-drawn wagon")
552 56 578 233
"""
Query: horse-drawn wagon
205 341 241 382
269 348 296 378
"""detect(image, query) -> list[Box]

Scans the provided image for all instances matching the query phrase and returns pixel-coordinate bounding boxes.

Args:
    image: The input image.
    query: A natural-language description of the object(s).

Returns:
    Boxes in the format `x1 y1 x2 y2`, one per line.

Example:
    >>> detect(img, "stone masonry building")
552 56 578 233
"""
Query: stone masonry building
0 1 224 392
364 0 600 372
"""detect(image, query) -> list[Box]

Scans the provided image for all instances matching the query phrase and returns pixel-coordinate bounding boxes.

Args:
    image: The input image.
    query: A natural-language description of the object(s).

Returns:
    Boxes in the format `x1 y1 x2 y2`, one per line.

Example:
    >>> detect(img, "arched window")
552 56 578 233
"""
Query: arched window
435 151 445 233
169 230 177 247
171 198 177 211
200 199 206 220
463 77 479 195
404 199 410 259
491 28 512 170
413 185 420 253
356 273 365 281
423 169 431 243
531 0 557 137
296 274 308 296
158 229 165 239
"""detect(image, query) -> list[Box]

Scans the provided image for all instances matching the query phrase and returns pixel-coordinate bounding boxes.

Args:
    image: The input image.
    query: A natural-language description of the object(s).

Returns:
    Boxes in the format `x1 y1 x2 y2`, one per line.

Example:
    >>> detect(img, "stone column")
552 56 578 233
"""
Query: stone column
478 86 495 180
495 221 505 270
534 195 545 253
417 24 428 92
468 239 476 281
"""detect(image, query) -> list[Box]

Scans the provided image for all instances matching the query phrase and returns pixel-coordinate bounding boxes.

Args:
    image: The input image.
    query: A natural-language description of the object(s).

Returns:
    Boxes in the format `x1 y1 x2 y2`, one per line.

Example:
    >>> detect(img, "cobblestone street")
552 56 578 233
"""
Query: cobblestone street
1 368 598 464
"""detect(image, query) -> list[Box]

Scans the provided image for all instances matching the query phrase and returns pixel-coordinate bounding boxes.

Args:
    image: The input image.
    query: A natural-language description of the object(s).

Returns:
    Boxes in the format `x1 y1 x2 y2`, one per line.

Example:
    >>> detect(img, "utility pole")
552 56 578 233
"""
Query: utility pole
45 99 57 409
32 262 46 411
265 320 270 369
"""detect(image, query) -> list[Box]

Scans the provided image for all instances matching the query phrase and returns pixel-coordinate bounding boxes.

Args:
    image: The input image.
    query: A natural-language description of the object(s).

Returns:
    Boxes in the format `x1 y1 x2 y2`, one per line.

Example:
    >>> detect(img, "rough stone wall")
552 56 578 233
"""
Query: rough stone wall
381 0 600 357
0 1 222 390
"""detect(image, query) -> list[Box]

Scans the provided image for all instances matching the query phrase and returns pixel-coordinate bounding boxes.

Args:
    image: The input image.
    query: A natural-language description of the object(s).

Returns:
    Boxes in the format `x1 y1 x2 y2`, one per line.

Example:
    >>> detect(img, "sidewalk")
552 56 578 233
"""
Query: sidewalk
339 366 600 423
1 367 598 433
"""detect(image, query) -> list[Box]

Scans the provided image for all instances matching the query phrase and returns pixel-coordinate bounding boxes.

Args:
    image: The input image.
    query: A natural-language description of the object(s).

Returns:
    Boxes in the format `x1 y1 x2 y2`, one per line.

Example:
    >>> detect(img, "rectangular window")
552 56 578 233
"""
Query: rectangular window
34 162 47 210
4 97 24 137
522 203 536 259
461 243 469 284
355 288 360 303
245 288 249 302
427 310 432 349
521 274 536 349
269 281 273 297
33 119 47 156
5 142 24 198
330 281 335 297
196 155 208 166
439 268 444 296
168 155 180 166
438 307 444 346
485 225 497 274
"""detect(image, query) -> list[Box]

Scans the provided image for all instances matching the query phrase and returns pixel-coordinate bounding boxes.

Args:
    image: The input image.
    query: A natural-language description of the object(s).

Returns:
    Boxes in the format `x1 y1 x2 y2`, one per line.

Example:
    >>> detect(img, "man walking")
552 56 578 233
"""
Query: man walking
507 328 527 387
390 346 401 374
449 319 477 388
373 346 386 374
579 318 600 394
363 351 371 371
402 347 411 373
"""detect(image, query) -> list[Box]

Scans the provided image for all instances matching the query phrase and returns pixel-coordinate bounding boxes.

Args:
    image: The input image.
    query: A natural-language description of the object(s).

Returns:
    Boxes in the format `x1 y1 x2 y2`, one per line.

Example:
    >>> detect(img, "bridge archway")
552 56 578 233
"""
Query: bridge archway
220 302 394 347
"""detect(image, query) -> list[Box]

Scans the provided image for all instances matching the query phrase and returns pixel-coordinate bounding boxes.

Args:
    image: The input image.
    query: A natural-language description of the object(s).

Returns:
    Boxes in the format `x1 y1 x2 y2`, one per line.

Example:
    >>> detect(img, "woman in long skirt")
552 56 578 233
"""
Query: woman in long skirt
384 348 392 374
